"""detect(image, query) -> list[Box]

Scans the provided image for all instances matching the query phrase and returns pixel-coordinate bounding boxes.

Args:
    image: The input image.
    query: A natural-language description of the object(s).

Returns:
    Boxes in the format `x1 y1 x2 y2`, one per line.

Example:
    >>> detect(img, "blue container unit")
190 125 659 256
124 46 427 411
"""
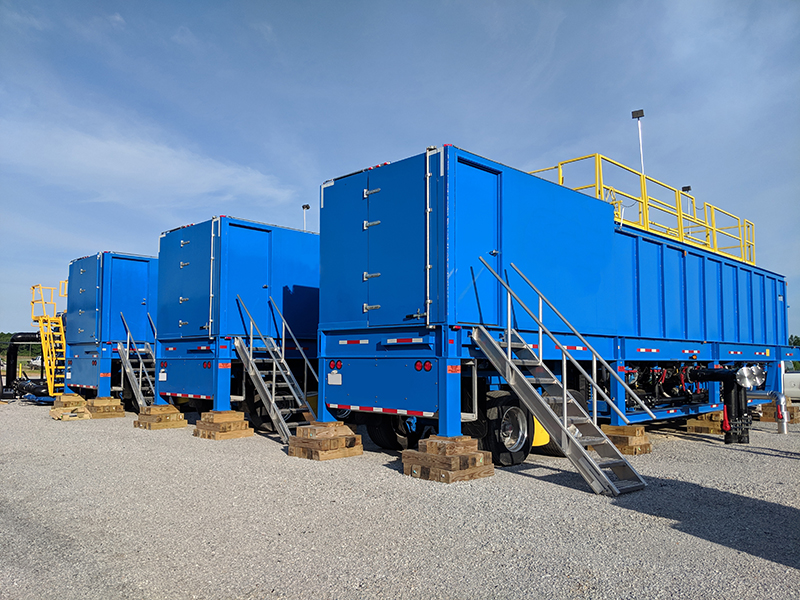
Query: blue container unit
317 145 792 442
154 216 319 411
64 252 158 398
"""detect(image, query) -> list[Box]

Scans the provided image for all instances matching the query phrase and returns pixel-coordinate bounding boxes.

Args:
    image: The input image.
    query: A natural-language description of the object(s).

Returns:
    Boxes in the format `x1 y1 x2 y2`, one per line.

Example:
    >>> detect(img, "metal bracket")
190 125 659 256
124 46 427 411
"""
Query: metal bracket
179 297 189 303
362 272 381 281
180 262 190 268
363 304 381 312
363 188 381 199
180 240 190 247
405 309 426 320
363 220 381 230
179 320 188 327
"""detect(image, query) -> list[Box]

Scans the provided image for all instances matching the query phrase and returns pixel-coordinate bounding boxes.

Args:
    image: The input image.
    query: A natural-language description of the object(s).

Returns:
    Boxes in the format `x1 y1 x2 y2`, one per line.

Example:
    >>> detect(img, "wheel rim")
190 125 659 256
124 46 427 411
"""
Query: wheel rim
500 406 528 452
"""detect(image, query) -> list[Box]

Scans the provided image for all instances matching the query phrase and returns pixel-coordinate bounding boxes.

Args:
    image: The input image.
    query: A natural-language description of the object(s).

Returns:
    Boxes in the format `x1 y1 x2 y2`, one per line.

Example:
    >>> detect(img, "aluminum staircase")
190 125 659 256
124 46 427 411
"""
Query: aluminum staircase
475 258 657 496
117 312 157 410
234 295 317 443
31 283 67 397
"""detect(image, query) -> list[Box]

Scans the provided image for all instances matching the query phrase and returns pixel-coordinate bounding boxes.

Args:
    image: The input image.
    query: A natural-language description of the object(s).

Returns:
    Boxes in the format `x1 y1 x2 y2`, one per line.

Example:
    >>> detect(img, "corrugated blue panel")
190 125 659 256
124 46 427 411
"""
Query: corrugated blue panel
753 273 765 344
685 253 704 340
612 232 638 337
319 174 369 328
158 221 213 339
663 246 684 339
367 155 426 327
639 240 662 338
721 263 737 341
705 259 722 341
739 269 753 343
453 157 500 325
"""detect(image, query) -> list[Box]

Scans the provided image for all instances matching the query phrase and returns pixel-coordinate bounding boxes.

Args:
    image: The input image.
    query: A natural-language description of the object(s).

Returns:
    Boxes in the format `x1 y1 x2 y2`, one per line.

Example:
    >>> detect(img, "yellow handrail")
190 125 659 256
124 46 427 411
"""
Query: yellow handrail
530 154 756 265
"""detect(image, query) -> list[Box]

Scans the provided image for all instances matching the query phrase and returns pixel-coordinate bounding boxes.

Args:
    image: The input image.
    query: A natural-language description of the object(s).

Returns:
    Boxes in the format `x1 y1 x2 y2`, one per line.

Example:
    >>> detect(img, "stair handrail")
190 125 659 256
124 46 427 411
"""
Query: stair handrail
147 312 157 340
268 296 319 384
119 312 155 398
478 257 656 420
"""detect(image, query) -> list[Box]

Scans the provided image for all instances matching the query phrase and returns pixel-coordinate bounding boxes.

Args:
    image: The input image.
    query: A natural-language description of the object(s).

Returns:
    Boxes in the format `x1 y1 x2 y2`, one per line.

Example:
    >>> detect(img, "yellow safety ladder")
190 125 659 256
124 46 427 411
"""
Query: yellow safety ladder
30 281 68 397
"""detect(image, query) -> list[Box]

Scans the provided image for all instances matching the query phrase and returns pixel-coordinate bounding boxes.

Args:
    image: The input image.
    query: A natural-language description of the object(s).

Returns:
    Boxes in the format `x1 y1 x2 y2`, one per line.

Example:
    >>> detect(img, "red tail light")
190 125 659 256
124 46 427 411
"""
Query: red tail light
414 360 423 371
423 361 432 372
329 360 336 369
336 360 343 369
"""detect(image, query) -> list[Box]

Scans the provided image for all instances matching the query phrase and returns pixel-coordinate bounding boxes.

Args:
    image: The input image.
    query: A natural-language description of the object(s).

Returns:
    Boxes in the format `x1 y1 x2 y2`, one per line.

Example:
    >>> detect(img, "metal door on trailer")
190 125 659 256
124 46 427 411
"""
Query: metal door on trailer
67 256 100 344
106 256 153 342
453 157 500 326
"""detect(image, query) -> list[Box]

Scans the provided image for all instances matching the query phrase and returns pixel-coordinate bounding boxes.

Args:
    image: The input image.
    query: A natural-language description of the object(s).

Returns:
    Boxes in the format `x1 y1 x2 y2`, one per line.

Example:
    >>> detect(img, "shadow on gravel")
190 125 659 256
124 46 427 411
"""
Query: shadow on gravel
614 477 800 570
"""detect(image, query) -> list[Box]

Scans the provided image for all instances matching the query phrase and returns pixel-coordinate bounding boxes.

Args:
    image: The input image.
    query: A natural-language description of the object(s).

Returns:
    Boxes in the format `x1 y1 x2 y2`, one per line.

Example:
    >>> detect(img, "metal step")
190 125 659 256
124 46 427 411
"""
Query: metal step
473 325 646 496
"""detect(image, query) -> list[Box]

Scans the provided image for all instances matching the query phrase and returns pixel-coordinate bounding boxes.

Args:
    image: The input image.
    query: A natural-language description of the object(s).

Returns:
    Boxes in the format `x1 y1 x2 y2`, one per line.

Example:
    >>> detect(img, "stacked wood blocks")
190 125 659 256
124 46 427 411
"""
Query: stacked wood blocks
133 404 187 430
193 411 254 440
402 435 494 483
600 424 652 455
49 394 90 421
684 411 723 434
86 397 125 419
288 421 362 461
759 401 799 424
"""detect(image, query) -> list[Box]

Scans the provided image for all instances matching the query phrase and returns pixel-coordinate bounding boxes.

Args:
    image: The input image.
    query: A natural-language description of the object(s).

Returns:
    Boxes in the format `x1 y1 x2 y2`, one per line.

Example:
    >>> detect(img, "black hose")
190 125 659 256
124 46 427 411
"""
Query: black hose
2 332 42 398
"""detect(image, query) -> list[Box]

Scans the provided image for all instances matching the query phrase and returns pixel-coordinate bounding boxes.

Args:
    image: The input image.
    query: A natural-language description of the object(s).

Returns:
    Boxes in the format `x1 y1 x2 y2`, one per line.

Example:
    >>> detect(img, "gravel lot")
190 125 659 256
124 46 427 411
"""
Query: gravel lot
1 401 798 600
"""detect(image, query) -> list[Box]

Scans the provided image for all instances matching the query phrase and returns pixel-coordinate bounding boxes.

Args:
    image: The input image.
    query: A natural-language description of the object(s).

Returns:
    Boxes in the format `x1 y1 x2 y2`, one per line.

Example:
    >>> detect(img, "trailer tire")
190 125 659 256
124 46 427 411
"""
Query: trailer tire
485 390 533 466
366 416 421 450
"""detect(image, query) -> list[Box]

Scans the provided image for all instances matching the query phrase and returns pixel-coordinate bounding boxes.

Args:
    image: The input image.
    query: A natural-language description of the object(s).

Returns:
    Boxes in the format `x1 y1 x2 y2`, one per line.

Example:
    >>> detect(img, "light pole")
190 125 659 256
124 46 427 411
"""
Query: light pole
302 204 310 231
631 109 645 175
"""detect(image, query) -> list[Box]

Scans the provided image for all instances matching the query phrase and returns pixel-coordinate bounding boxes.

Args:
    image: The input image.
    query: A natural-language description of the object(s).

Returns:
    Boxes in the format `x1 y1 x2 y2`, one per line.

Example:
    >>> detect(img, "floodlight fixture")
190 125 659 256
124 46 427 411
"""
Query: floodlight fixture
302 204 311 231
631 109 645 119
681 186 692 193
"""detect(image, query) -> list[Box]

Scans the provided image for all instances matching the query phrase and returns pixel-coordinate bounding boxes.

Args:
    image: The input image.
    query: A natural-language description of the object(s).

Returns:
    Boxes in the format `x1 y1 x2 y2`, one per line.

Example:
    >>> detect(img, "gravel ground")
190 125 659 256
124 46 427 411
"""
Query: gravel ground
1 402 798 600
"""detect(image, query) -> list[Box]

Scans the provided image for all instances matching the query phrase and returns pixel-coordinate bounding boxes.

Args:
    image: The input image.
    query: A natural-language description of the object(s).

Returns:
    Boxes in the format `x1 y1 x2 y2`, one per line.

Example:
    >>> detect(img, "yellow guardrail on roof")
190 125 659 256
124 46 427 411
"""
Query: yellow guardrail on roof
530 154 755 265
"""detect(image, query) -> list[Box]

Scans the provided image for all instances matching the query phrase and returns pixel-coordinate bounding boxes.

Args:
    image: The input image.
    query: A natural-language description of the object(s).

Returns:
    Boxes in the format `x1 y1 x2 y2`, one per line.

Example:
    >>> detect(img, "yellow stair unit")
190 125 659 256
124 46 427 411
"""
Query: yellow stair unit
30 282 68 397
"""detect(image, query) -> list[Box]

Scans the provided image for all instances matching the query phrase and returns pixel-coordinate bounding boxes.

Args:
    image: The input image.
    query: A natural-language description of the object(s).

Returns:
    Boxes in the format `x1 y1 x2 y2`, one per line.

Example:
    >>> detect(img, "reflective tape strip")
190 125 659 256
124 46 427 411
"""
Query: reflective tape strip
327 404 435 418
69 384 98 389
710 404 720 408
754 351 768 356
218 363 231 369
99 373 111 378
339 339 368 345
197 346 211 350
666 409 678 414
728 351 743 355
637 348 660 353
563 345 587 351
682 350 701 354
166 347 176 351
386 338 425 344
164 392 213 400
786 352 794 356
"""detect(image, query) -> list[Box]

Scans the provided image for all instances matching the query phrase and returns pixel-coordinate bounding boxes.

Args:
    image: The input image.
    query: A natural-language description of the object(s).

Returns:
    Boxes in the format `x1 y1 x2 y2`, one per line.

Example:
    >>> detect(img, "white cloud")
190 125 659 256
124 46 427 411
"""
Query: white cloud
0 117 294 208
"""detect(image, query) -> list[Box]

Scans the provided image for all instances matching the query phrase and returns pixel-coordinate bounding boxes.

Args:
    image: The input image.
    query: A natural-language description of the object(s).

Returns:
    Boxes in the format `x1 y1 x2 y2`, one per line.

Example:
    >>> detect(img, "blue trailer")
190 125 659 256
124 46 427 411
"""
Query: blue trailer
153 216 319 438
64 252 158 403
317 145 793 495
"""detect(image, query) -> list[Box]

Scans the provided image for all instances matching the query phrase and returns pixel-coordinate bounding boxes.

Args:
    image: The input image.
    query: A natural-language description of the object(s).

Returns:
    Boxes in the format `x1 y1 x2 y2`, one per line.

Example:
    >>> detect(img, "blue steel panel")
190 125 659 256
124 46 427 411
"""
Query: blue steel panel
739 269 753 343
705 259 722 341
685 253 704 340
158 221 213 339
753 273 765 344
105 255 157 342
721 264 737 341
453 157 500 325
639 239 662 338
319 174 369 328
663 246 684 339
66 256 100 344
322 357 439 414
778 280 788 343
367 156 427 327
765 277 777 344
216 221 272 337
612 232 638 337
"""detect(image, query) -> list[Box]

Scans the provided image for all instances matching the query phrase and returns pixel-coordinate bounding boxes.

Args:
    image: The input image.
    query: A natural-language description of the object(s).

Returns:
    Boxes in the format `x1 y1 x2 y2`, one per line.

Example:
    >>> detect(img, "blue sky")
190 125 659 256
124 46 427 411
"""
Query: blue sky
1 0 798 335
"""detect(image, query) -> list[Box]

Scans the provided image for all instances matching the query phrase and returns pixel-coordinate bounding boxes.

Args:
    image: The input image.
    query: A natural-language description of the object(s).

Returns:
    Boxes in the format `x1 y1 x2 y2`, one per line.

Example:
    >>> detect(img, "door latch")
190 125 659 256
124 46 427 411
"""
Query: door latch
363 304 381 312
489 250 500 256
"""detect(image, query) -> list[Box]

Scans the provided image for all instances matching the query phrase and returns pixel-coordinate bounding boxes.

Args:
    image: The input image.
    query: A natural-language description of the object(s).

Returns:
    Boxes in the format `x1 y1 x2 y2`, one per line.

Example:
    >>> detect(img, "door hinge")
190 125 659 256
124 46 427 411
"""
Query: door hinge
363 220 381 230
363 188 381 199
179 320 188 327
180 240 191 247
179 297 189 303
363 304 381 312
180 262 190 268
362 272 381 281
